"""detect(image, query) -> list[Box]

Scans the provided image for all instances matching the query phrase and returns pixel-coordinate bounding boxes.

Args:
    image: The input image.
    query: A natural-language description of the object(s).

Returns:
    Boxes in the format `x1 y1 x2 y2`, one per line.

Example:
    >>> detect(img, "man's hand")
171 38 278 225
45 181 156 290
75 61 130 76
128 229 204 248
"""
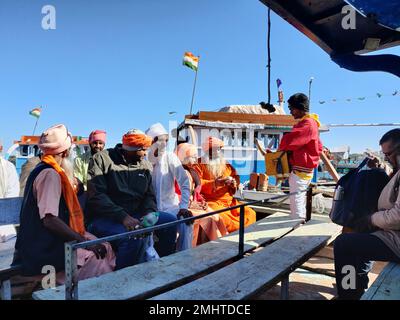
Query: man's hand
367 157 381 169
73 177 84 195
225 177 237 188
122 215 141 231
353 215 377 233
215 177 229 187
86 243 107 259
177 209 194 225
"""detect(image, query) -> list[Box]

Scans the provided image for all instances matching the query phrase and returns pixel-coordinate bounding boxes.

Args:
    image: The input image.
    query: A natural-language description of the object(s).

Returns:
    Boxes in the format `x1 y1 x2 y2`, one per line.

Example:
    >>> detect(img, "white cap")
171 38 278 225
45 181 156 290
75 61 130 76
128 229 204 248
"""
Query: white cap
145 123 168 140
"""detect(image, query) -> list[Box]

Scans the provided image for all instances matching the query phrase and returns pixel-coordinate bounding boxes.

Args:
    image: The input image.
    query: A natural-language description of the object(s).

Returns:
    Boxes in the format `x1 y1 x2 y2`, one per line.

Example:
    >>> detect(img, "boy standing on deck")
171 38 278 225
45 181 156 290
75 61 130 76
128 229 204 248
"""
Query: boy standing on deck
278 93 323 219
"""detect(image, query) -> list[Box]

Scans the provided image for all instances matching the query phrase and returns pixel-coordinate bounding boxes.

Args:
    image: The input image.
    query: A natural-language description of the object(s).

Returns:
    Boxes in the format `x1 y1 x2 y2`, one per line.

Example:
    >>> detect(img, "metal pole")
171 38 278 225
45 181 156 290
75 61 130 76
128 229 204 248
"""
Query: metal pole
32 117 40 136
280 275 289 300
306 185 313 222
238 205 245 258
308 77 314 106
65 241 78 300
189 59 199 115
71 191 308 250
267 7 271 105
0 280 12 300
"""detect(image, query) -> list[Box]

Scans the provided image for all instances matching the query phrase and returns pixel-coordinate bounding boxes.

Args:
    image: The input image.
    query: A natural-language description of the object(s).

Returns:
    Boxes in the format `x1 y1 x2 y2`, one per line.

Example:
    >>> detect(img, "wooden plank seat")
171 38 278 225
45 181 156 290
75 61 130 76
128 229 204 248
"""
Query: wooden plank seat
362 262 400 300
33 212 302 300
151 220 341 300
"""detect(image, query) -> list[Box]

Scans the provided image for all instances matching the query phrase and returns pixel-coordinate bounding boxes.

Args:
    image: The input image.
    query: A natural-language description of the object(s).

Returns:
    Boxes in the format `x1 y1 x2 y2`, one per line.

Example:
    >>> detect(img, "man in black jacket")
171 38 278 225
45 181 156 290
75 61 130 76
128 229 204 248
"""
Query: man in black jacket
86 129 177 270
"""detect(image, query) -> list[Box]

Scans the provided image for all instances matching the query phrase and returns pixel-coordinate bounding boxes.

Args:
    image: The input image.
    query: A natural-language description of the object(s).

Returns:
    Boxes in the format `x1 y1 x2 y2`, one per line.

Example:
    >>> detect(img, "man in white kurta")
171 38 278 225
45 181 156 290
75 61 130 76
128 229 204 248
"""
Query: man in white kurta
0 143 20 198
146 123 193 251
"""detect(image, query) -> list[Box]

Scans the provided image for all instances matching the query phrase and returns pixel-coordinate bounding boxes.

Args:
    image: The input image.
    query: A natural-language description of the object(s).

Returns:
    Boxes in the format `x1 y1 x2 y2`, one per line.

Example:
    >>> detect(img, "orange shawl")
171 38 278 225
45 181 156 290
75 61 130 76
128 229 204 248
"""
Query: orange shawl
42 154 86 235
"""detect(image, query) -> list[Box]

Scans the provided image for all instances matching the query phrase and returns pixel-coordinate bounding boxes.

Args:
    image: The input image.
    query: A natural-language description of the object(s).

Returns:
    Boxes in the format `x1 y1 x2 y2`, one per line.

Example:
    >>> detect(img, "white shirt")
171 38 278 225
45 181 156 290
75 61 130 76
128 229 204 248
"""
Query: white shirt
0 157 20 198
150 152 190 213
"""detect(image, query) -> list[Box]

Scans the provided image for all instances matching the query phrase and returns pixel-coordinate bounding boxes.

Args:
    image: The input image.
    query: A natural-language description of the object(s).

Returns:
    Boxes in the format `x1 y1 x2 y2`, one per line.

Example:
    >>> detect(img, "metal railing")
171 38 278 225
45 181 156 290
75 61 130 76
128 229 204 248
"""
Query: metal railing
64 187 313 300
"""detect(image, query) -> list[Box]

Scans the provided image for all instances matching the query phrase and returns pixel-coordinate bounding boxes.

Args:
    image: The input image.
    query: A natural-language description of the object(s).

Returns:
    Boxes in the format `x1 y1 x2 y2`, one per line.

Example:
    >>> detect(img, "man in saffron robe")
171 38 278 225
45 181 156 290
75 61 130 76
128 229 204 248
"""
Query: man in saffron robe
176 143 228 246
193 137 256 233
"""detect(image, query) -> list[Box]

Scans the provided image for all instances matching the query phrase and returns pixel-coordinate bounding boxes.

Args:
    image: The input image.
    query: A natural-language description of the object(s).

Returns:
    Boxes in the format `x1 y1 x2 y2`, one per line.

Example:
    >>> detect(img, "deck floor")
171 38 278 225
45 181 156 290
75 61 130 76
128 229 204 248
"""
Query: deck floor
253 245 387 300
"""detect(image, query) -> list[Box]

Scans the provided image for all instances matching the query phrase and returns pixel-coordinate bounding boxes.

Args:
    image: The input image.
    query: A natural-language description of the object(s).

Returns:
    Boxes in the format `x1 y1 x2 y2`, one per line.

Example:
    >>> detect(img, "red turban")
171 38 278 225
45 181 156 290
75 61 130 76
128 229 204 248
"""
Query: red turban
89 130 106 144
202 136 224 152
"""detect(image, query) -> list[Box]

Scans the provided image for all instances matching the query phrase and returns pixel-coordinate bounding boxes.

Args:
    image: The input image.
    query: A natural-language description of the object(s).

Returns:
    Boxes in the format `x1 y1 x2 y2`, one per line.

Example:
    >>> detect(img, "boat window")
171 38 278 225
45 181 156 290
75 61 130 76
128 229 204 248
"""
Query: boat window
33 145 40 157
256 133 280 150
177 129 189 144
241 132 249 147
220 129 233 146
20 145 29 156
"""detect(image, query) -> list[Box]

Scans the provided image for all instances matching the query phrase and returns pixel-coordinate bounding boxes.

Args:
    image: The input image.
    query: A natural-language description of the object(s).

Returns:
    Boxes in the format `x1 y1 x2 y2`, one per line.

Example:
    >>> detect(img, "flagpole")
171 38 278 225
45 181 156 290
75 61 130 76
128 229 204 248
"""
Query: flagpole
32 106 42 136
32 117 40 136
189 57 199 115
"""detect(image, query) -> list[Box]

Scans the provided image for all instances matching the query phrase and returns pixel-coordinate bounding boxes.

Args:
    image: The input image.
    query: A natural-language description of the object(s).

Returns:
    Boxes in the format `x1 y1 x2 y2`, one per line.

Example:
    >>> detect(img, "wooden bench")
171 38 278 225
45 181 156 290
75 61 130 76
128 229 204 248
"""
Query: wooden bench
33 212 303 300
151 220 341 300
0 197 22 300
362 262 400 300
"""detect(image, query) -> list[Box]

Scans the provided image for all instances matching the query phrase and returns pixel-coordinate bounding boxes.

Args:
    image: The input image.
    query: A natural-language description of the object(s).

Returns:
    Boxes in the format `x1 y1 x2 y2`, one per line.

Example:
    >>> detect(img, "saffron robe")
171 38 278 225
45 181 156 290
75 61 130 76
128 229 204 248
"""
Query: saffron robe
193 162 256 233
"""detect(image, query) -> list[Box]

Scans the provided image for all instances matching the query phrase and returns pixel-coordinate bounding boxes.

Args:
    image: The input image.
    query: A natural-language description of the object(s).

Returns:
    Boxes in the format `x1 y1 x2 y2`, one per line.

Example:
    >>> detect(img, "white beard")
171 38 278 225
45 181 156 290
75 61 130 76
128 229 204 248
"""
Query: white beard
147 142 167 165
205 154 226 179
61 156 75 185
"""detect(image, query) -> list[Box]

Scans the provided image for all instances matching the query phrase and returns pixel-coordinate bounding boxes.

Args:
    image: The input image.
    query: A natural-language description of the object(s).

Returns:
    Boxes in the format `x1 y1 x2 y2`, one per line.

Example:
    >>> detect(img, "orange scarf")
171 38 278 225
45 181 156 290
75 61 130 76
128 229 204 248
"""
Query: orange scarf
42 154 86 236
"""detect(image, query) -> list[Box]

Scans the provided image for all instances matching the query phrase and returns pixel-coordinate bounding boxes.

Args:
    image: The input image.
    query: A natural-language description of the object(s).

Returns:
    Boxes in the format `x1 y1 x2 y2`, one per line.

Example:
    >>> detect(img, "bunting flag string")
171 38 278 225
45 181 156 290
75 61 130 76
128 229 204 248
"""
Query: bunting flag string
318 90 399 105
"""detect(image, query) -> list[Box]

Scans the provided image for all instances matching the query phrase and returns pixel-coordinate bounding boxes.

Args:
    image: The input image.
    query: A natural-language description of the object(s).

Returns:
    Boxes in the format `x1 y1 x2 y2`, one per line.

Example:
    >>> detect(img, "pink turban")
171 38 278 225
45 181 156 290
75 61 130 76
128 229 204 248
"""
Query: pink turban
202 136 224 152
89 130 107 144
39 124 72 155
176 143 198 162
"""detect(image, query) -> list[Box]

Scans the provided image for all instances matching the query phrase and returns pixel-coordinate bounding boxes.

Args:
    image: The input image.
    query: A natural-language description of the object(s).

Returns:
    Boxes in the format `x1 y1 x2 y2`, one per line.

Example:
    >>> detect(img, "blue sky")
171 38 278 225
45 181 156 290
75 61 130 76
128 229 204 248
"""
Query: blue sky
0 0 399 153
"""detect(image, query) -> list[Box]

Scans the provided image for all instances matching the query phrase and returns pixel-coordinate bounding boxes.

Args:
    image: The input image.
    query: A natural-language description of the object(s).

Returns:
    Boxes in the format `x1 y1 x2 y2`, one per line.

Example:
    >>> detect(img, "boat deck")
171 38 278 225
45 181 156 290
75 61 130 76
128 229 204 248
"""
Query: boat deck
254 245 387 300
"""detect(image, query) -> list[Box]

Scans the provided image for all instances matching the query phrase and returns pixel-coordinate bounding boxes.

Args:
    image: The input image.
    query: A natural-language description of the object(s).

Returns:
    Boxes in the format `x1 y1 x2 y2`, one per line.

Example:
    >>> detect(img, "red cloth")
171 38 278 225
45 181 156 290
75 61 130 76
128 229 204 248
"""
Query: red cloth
175 179 182 200
279 117 323 173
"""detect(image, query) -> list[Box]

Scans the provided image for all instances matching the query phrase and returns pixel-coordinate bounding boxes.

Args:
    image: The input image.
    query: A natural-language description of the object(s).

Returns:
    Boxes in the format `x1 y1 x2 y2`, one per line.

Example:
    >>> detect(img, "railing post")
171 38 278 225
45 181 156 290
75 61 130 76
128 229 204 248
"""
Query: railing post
238 205 245 258
280 275 290 300
0 280 12 300
306 185 314 222
65 241 78 300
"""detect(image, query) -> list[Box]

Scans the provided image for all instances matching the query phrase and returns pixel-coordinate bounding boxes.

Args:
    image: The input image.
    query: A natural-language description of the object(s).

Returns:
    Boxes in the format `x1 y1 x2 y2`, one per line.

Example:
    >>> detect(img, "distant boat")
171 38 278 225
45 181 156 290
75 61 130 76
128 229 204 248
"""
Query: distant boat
5 135 89 175
176 104 330 184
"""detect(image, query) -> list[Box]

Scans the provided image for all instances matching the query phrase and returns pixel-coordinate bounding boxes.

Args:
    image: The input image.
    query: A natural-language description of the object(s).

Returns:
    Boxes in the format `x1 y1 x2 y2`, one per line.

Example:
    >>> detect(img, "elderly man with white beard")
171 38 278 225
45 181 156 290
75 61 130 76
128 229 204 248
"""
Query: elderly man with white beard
13 124 115 282
146 123 193 251
193 136 256 233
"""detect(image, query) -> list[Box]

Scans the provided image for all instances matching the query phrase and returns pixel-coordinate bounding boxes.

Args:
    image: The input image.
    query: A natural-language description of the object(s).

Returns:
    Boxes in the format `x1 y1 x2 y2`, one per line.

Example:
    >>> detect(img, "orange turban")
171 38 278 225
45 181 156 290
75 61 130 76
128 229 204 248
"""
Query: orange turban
176 143 198 162
202 136 224 152
122 129 152 151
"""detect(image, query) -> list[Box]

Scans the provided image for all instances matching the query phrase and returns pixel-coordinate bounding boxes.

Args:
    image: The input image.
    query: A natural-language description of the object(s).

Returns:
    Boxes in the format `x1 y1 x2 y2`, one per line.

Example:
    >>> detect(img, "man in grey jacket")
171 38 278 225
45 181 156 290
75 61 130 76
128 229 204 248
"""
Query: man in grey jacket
86 129 177 270
334 129 400 299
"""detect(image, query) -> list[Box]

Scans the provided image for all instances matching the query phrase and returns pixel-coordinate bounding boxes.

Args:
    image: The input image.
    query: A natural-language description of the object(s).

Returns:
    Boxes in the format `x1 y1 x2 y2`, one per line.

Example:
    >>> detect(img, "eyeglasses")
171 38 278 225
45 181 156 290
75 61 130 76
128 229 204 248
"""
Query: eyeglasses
383 149 396 158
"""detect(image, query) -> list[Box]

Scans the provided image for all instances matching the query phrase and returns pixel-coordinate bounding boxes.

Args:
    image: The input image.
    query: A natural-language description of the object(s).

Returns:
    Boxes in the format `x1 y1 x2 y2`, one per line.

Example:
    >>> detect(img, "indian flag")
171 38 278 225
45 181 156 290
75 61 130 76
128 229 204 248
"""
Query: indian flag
183 52 199 71
29 107 41 118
